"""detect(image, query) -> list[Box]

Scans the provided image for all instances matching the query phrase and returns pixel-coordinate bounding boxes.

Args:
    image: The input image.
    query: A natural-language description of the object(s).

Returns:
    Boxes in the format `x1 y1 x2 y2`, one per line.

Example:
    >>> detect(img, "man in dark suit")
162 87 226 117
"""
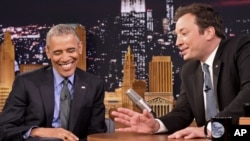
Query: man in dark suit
0 24 107 141
111 3 250 139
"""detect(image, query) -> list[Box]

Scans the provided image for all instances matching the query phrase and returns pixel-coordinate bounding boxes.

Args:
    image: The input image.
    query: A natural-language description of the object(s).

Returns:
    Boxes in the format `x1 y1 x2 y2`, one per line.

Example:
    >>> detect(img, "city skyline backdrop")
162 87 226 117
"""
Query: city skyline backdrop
0 0 250 97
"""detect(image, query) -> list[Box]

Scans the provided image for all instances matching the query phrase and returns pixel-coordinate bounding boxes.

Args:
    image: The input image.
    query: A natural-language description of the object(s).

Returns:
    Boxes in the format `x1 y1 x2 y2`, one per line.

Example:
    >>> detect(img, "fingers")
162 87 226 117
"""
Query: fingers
116 107 138 117
114 116 131 126
168 127 205 139
142 109 154 119
112 110 131 121
111 107 140 125
115 127 134 132
58 128 79 141
168 132 181 139
30 127 79 141
168 128 190 139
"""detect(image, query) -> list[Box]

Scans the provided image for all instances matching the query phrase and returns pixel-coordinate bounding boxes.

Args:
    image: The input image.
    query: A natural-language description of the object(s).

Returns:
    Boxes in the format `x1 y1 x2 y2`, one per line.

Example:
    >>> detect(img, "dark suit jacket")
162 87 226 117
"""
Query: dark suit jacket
0 66 107 141
158 35 250 133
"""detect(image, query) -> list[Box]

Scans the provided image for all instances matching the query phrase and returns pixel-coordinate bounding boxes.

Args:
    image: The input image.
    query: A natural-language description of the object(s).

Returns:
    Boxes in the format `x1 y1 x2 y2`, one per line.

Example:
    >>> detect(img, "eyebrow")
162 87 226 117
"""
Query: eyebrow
175 28 186 34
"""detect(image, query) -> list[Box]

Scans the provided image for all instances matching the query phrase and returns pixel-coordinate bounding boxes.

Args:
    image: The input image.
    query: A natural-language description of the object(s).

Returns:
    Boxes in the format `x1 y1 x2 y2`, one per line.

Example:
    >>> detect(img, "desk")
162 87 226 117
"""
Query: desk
87 132 207 141
239 117 250 125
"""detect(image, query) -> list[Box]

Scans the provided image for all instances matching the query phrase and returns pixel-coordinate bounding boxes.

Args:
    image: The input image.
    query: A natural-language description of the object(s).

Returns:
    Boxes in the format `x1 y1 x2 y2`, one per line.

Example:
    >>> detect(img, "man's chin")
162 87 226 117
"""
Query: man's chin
58 69 75 77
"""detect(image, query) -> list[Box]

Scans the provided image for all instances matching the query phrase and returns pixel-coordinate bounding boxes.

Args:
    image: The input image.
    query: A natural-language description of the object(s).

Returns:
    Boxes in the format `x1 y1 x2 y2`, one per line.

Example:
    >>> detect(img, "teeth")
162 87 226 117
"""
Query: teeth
61 63 71 68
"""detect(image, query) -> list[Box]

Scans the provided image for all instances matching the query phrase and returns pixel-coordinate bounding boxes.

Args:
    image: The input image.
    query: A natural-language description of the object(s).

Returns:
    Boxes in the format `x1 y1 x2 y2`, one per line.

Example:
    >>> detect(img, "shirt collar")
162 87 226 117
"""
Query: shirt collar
202 46 219 69
52 68 74 86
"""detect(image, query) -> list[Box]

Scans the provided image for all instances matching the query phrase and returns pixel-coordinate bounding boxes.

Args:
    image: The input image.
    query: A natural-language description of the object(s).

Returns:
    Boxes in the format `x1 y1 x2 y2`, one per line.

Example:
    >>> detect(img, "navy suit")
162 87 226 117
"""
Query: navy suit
0 66 107 141
159 35 250 133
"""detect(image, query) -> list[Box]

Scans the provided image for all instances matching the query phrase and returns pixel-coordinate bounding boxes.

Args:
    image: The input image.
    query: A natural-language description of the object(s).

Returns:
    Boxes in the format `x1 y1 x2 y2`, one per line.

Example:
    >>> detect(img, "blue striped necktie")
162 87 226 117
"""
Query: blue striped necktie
203 63 217 120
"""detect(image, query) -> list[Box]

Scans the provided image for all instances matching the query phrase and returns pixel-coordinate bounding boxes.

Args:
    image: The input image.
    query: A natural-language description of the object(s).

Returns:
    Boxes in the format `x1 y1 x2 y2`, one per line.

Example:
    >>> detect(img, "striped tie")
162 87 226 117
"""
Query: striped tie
203 63 217 120
60 79 71 129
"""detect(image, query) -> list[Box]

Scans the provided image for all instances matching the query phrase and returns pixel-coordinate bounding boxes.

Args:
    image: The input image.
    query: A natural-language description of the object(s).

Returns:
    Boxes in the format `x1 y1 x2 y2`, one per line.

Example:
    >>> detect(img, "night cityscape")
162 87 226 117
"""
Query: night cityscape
0 0 250 97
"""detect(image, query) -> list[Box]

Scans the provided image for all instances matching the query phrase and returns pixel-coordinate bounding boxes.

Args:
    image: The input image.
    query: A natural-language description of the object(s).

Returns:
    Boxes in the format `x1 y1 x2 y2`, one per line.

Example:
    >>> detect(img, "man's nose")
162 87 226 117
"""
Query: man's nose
61 52 70 61
175 37 182 48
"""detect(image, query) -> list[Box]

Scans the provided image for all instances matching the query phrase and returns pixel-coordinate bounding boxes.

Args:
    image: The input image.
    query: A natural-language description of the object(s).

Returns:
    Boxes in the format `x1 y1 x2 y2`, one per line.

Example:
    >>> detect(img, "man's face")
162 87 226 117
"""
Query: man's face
45 34 82 77
175 13 208 61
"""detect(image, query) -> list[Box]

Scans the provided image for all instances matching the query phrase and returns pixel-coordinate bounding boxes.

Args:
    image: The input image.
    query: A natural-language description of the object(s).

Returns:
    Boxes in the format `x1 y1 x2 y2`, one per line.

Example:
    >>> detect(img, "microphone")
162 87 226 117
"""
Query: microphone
60 94 68 101
126 88 156 117
204 85 211 93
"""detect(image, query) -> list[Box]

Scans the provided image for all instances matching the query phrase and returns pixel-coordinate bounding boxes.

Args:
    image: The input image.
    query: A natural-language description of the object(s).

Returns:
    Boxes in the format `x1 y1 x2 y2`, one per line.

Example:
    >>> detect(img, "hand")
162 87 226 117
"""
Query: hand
111 107 160 134
30 127 79 141
168 126 206 139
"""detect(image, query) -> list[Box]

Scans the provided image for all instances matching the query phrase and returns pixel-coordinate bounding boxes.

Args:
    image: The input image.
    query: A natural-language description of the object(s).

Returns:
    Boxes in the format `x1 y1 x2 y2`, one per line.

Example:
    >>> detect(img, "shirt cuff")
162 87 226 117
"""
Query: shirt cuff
207 122 211 131
23 126 38 139
154 119 168 133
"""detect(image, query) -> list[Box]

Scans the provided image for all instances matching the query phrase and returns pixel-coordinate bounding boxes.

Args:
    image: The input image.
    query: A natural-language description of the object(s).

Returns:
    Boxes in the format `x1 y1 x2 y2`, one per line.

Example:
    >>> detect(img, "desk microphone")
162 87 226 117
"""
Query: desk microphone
126 88 156 117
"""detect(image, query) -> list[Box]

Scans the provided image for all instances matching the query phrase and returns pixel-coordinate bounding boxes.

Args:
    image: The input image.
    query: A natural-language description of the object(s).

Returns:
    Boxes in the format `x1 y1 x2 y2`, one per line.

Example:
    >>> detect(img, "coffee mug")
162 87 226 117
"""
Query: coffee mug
204 117 232 141
243 103 250 117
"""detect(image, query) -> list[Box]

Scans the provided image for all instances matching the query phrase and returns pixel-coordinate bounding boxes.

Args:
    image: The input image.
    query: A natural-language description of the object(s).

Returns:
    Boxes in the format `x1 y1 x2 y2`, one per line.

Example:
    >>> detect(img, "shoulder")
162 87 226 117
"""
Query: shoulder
216 35 250 58
75 68 104 83
221 35 250 48
15 65 52 81
181 60 201 75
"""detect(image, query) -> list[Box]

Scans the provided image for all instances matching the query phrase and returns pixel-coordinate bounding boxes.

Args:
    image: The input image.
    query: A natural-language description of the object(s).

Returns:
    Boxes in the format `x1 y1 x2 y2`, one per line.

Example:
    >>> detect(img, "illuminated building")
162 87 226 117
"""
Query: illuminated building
0 31 15 111
120 0 147 81
145 56 174 117
104 47 146 117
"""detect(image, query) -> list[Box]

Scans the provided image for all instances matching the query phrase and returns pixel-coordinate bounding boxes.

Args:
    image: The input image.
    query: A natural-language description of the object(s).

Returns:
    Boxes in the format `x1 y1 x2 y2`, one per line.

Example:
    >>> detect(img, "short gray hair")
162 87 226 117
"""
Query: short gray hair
46 24 80 47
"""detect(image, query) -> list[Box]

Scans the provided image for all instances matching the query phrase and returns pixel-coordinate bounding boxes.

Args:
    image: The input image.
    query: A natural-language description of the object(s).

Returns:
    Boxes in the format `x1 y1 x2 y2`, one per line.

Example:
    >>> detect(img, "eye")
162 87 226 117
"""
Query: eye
181 32 187 36
67 48 76 53
53 50 62 56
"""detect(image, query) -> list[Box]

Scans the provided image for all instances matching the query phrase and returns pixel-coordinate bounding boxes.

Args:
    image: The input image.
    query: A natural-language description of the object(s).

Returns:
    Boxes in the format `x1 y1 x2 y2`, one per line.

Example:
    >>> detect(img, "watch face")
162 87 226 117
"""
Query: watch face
212 122 225 138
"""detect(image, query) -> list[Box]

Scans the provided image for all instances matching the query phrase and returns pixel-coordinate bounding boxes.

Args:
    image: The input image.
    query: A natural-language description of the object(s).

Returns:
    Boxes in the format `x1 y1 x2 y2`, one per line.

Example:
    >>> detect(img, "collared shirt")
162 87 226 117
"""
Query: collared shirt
155 46 219 133
52 67 74 128
201 46 219 115
23 68 75 139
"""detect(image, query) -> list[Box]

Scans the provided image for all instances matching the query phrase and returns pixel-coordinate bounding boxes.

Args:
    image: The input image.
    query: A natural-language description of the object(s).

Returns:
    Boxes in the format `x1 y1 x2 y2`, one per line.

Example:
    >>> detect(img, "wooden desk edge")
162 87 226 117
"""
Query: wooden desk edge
239 117 250 125
87 132 207 141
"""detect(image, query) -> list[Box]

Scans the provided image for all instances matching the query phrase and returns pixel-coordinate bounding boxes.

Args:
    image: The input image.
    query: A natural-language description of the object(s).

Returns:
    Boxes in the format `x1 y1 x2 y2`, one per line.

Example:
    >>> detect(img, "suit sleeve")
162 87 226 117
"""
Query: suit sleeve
158 82 194 133
87 79 107 134
0 75 32 140
217 38 250 124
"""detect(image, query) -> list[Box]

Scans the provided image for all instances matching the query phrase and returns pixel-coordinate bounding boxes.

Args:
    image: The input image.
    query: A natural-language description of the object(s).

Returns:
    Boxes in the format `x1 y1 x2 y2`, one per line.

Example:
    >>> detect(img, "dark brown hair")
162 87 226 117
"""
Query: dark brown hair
174 3 225 39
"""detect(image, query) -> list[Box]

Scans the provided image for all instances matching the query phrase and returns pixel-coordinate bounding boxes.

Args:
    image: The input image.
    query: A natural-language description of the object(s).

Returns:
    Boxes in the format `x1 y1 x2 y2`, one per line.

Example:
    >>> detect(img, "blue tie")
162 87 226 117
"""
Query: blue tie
60 79 71 129
203 63 217 120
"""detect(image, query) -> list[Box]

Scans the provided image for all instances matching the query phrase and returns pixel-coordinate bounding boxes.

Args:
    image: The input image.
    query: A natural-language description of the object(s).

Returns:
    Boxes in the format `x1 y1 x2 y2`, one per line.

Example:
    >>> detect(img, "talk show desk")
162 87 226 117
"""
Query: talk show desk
87 132 207 141
88 117 250 141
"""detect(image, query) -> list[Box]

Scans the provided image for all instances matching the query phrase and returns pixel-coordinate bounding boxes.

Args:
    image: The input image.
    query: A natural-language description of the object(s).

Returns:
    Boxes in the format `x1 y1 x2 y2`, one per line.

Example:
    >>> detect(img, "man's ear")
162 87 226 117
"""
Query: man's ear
45 45 51 59
78 41 83 55
205 26 216 40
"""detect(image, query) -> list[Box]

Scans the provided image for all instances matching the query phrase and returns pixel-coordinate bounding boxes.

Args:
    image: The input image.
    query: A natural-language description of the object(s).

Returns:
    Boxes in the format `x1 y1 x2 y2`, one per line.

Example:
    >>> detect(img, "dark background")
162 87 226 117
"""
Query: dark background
0 0 250 97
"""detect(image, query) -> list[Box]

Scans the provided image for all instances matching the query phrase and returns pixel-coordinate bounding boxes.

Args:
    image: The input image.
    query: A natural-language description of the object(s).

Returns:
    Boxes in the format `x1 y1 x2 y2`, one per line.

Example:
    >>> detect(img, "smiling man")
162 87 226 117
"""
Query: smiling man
0 24 107 141
111 3 250 139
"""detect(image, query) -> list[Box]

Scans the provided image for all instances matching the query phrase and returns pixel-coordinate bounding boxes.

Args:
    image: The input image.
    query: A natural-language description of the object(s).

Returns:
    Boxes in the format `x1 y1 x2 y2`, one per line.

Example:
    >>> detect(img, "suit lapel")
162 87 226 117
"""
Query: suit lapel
39 67 55 127
213 60 222 110
213 43 223 111
69 71 88 130
193 64 206 120
193 65 205 119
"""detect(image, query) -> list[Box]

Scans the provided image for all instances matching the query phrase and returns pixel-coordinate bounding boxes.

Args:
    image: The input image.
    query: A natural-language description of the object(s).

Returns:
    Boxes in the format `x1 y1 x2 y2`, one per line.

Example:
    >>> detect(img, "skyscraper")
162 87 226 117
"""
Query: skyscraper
121 47 146 113
120 0 147 80
0 31 15 111
166 0 174 30
149 56 172 92
74 24 87 71
145 56 174 117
